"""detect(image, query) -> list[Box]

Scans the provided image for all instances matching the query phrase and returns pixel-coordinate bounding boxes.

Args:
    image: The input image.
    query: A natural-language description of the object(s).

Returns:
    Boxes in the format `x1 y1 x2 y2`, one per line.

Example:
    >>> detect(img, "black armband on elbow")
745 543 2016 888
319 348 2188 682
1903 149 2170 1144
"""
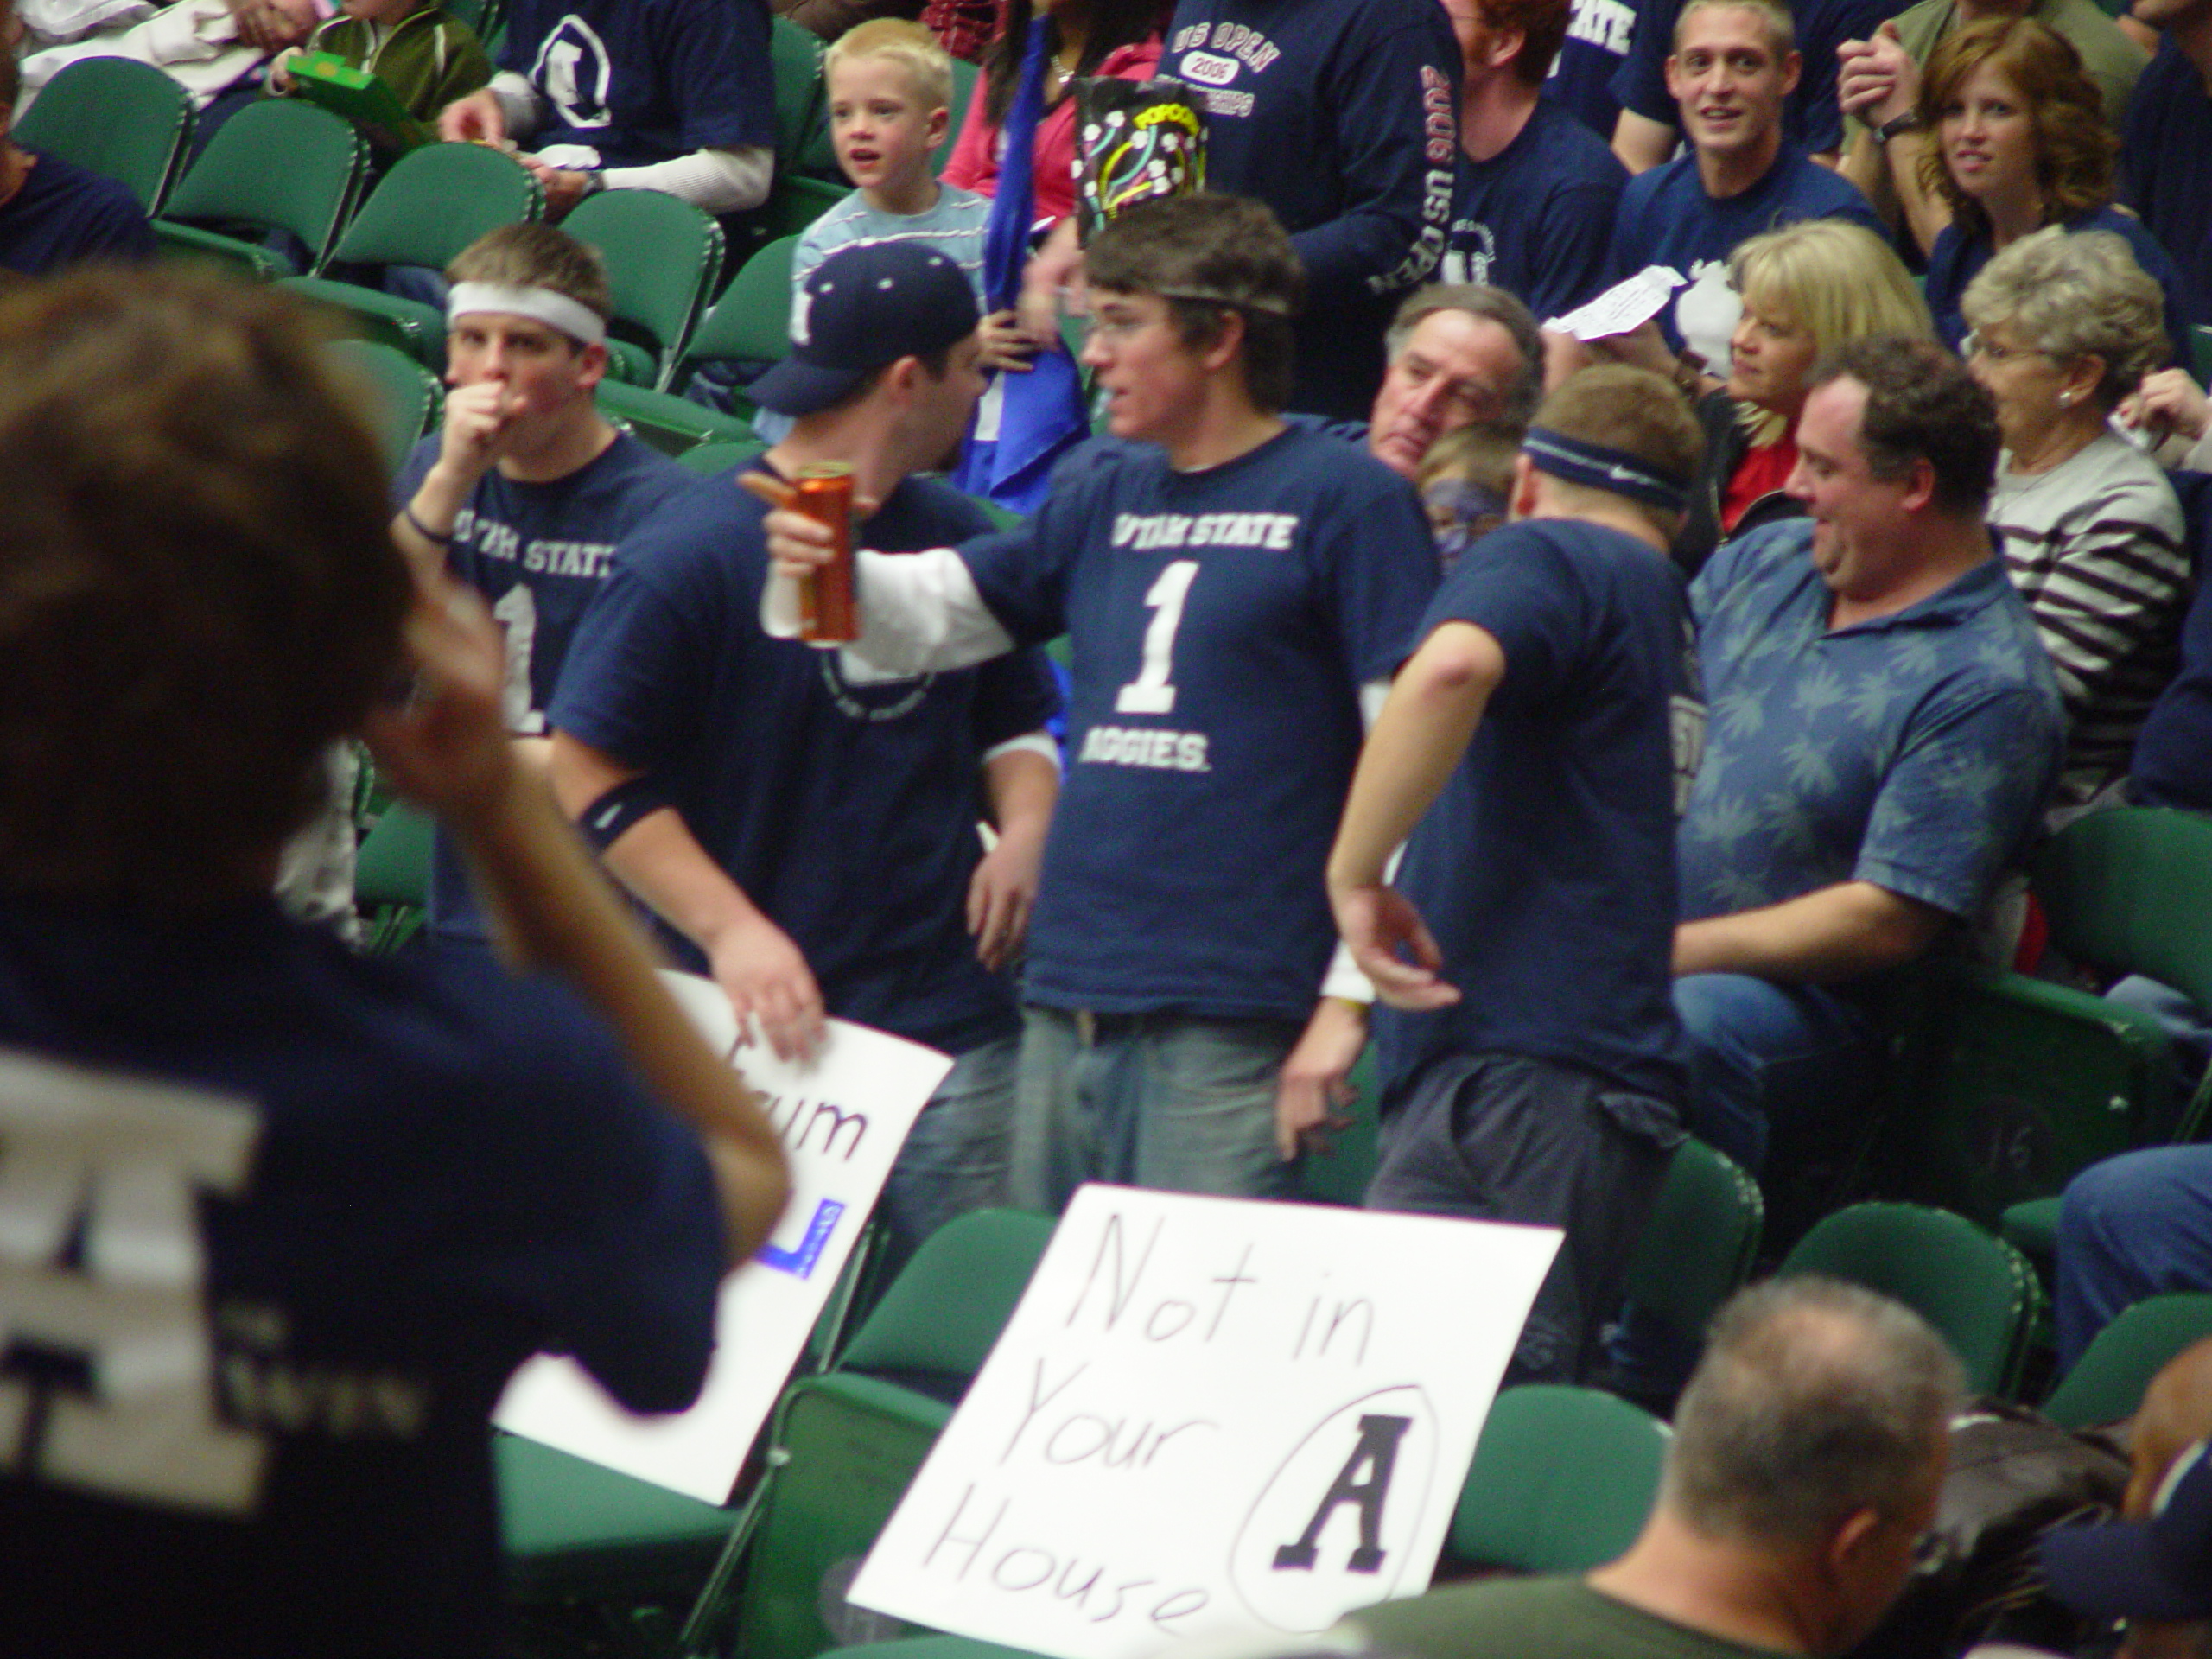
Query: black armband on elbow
577 773 672 850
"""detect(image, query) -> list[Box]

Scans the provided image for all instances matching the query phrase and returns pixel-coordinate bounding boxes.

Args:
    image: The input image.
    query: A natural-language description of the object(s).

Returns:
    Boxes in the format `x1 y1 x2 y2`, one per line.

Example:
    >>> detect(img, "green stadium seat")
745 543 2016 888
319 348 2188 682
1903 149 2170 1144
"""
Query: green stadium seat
353 798 433 955
2041 1292 2212 1428
16 55 194 213
157 98 369 278
565 188 725 390
1780 1202 2042 1395
281 142 543 369
1448 1384 1669 1573
328 339 442 471
1621 1138 1764 1341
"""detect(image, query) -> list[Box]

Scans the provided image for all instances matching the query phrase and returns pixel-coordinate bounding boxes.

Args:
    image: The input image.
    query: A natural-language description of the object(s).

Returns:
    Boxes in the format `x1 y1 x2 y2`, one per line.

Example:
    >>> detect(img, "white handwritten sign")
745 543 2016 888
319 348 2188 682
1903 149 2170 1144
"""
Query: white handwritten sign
493 972 949 1503
1548 264 1686 340
849 1185 1560 1659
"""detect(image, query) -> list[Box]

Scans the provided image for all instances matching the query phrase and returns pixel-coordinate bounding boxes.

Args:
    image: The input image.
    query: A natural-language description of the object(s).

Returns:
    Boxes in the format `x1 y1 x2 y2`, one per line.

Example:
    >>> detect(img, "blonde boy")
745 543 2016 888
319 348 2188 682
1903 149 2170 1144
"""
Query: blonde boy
793 19 1027 372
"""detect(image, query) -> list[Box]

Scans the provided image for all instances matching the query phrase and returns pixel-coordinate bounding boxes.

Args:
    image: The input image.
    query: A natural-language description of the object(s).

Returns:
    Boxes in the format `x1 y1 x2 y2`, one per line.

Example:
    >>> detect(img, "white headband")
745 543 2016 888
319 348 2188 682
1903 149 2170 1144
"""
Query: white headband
446 282 607 348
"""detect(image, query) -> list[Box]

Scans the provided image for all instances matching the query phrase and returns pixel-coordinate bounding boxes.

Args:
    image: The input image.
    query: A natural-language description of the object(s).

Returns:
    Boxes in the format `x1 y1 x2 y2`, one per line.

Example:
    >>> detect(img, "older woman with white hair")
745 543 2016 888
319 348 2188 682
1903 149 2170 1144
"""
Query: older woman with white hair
1962 226 2188 811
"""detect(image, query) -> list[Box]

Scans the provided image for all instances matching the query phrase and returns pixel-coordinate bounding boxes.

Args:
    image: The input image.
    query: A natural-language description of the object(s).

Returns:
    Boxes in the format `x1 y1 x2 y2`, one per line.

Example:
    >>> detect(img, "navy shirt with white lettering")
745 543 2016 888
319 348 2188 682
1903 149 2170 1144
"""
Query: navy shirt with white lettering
1444 98 1626 321
1375 519 1691 1111
1160 0 1460 420
393 431 695 941
957 426 1438 1020
0 894 721 1656
549 465 1060 1058
500 0 777 167
1548 0 1641 139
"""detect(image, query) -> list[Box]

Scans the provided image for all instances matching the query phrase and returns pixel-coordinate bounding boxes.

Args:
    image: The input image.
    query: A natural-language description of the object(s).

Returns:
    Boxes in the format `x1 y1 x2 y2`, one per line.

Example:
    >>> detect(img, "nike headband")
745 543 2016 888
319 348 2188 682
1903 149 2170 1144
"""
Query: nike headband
1523 426 1690 515
447 283 608 349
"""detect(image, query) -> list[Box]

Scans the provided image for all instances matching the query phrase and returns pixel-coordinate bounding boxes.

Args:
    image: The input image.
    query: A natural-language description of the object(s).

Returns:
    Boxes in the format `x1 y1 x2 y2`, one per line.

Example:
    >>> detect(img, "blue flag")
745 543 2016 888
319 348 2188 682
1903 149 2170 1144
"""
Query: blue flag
952 16 1090 515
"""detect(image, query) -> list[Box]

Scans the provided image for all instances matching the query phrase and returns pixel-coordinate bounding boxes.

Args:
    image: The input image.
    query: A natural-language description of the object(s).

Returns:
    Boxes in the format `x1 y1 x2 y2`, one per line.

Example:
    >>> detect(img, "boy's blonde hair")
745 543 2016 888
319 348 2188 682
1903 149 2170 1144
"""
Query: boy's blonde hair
823 19 952 112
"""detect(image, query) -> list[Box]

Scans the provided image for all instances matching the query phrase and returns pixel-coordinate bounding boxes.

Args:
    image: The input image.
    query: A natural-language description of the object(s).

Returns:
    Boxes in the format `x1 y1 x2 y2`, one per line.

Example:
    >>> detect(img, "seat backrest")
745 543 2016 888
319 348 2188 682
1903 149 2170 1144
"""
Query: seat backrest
565 189 725 388
329 141 542 269
2043 1293 2212 1429
329 338 442 470
677 439 770 476
1778 1202 2040 1395
1622 1138 1764 1335
2032 806 2212 1014
770 17 830 174
685 236 802 370
1450 1385 1669 1572
16 55 194 213
836 1209 1055 1381
353 800 434 911
163 99 369 274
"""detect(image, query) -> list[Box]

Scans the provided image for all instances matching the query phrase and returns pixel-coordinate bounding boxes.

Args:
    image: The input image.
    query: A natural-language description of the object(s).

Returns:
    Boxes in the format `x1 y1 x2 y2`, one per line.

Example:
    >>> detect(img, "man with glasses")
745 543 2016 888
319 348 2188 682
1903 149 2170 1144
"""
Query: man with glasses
760 194 1438 1211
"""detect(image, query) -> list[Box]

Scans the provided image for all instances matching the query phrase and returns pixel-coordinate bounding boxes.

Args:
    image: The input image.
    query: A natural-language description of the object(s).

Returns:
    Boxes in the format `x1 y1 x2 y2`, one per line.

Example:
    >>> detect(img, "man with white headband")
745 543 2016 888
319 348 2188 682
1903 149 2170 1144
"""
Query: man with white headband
1325 363 1704 1386
392 222 694 950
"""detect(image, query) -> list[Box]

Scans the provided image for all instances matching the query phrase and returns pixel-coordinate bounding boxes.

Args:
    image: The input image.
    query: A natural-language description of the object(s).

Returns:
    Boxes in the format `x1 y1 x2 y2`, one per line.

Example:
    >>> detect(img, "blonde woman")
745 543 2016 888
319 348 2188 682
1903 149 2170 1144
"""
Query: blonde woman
1673 218 1931 576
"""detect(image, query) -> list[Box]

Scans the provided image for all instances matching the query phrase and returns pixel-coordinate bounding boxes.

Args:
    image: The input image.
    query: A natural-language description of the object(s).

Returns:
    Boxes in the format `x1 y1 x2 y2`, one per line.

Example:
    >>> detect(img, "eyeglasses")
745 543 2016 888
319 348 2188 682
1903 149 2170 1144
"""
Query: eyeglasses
1084 309 1163 345
1961 332 2050 364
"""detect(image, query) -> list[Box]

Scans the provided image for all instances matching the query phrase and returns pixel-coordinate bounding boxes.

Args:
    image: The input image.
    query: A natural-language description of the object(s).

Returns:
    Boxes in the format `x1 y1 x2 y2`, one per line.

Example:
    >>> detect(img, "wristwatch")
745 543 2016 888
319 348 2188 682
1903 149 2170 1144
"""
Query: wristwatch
578 168 607 198
1872 111 1923 145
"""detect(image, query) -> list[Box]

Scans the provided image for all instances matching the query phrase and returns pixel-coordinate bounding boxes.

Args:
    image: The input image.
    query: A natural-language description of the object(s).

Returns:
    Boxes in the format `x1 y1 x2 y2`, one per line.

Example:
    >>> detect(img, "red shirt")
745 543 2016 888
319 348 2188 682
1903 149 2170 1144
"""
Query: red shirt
940 36 1165 226
1721 432 1796 532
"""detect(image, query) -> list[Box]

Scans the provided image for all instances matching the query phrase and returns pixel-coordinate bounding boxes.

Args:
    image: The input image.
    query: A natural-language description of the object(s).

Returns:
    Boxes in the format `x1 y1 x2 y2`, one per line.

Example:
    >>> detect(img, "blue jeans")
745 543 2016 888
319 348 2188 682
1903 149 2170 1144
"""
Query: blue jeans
878 1033 1019 1272
1672 972 1881 1173
2056 1144 2212 1370
1011 1006 1303 1212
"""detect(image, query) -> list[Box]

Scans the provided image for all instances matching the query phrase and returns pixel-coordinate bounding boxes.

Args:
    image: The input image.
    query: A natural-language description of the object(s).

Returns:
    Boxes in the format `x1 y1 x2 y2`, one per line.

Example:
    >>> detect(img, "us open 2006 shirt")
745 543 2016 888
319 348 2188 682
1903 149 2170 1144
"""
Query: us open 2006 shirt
959 427 1437 1020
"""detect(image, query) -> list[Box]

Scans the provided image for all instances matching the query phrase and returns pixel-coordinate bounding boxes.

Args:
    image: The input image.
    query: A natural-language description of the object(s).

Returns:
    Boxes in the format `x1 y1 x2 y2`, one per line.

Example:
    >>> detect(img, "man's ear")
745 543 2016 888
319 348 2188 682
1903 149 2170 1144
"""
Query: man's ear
1663 52 1685 103
1489 24 1528 71
1508 451 1541 520
1198 308 1248 374
1897 453 1937 514
575 340 610 394
1779 48 1803 96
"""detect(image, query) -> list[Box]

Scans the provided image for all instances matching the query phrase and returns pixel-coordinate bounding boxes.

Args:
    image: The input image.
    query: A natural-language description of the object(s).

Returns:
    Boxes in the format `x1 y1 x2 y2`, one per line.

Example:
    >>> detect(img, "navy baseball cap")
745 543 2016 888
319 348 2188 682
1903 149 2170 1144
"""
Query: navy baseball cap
2040 1439 2212 1622
749 241 982 416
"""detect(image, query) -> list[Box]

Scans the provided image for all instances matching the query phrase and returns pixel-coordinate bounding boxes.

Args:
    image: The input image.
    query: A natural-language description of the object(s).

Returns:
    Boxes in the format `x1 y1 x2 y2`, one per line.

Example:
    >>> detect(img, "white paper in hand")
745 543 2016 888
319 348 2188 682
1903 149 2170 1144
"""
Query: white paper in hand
1548 266 1687 340
493 970 950 1503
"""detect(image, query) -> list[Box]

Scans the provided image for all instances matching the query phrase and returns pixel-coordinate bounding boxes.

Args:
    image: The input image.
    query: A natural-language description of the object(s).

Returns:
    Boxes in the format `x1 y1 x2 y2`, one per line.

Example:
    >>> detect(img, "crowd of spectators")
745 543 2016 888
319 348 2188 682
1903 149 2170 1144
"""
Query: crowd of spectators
7 0 2212 1645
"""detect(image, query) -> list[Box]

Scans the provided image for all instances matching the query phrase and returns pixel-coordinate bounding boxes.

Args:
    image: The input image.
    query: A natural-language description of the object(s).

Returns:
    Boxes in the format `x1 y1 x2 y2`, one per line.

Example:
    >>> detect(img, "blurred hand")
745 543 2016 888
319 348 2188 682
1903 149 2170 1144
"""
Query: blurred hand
1274 998 1367 1160
361 568 515 821
1330 882 1460 1013
439 88 507 145
706 911 825 1063
979 308 1038 374
2120 368 2210 445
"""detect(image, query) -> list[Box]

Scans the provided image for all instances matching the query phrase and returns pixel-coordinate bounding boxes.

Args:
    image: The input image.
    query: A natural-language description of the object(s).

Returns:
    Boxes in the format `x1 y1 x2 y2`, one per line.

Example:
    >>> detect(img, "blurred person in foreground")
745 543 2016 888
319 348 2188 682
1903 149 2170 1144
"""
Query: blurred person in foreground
0 266 788 1657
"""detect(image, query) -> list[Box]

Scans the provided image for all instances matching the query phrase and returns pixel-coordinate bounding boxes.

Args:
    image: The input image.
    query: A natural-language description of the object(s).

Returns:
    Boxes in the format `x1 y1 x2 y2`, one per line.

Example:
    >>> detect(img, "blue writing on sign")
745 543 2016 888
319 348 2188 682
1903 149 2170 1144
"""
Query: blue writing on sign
760 1198 845 1279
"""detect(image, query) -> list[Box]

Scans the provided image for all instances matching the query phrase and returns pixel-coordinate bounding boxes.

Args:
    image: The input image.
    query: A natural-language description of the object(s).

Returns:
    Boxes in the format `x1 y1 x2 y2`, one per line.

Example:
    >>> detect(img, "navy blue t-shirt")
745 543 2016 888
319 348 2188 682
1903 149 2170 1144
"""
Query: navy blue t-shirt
501 0 777 166
549 467 1060 1057
2123 35 2212 337
2129 475 2212 812
0 894 721 1657
392 431 694 941
1160 0 1460 420
957 424 1437 1021
1374 519 1690 1112
1548 0 1641 140
1443 98 1627 321
0 148 156 277
1611 148 1882 350
1609 0 1892 157
1924 205 2198 367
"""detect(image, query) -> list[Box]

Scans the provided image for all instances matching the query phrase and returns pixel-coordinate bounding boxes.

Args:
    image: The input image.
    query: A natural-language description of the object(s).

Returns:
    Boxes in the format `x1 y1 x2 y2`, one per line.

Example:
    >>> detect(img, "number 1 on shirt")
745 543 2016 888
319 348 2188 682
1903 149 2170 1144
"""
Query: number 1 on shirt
1115 560 1198 715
